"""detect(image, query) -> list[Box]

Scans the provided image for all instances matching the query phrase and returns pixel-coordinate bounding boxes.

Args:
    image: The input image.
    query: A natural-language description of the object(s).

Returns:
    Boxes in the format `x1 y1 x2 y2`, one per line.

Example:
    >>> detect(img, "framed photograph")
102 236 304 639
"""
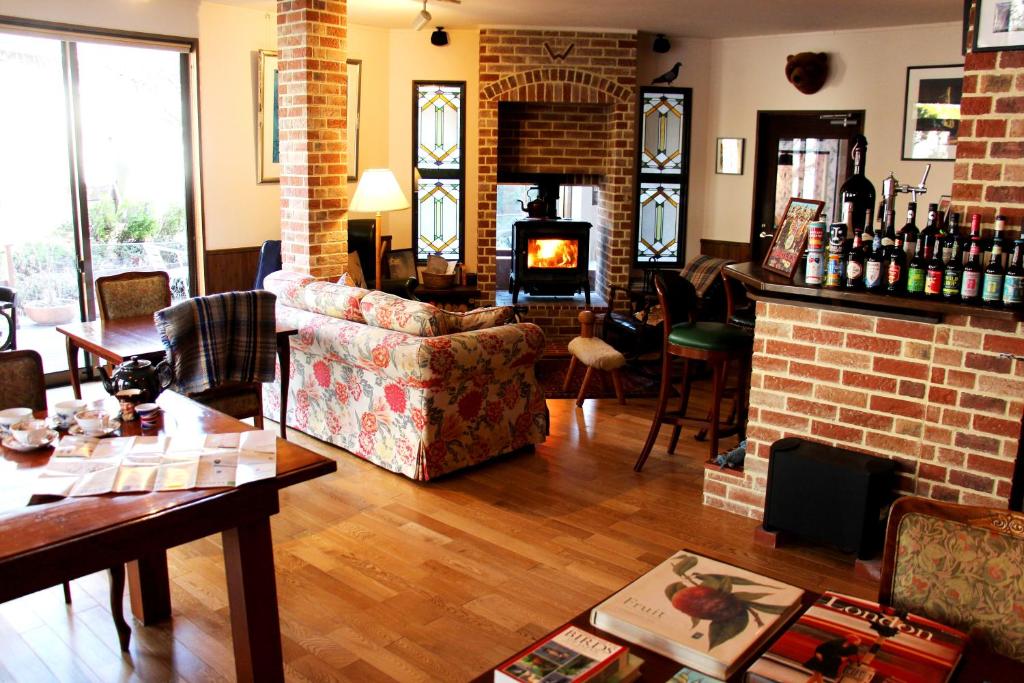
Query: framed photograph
715 137 745 175
974 0 1024 51
347 59 362 182
762 197 825 278
901 64 963 161
257 49 279 183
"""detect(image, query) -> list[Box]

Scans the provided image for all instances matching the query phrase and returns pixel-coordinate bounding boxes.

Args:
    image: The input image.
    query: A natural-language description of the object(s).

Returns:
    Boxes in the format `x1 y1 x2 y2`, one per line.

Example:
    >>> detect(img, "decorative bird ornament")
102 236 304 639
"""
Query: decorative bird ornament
651 62 682 85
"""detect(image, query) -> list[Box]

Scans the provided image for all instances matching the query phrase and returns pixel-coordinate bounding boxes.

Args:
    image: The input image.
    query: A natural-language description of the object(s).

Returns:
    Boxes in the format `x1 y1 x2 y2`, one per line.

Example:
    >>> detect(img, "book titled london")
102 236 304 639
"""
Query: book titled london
590 551 804 680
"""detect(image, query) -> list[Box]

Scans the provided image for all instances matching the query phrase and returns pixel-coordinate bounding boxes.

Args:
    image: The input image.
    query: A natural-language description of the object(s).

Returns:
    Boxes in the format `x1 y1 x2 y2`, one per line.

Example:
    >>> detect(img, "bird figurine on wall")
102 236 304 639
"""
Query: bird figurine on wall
651 62 682 85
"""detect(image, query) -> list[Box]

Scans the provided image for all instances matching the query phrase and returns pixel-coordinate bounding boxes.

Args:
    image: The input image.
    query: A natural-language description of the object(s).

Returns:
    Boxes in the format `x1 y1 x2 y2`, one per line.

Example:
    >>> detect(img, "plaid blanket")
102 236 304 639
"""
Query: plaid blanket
154 291 277 396
681 255 734 298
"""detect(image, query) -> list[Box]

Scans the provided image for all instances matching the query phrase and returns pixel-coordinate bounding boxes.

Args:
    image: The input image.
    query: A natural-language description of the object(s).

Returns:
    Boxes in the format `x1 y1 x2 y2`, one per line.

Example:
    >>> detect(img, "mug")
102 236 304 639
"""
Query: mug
116 388 143 421
10 419 51 447
135 402 161 429
55 399 88 428
75 409 112 434
0 407 33 433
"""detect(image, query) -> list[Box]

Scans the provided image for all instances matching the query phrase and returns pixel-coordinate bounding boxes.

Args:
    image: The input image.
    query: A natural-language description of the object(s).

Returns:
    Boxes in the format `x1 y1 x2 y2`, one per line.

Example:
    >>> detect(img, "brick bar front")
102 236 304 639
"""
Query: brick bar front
705 301 1024 519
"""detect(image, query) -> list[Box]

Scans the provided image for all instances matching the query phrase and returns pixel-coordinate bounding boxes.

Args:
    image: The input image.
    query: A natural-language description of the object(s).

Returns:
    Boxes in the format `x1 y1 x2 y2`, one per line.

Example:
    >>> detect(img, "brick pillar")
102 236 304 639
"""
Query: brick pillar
277 0 347 278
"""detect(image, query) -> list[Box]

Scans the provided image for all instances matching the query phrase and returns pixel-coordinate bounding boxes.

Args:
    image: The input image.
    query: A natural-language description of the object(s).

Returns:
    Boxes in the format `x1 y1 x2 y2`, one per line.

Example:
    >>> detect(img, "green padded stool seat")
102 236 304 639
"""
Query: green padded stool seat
635 272 754 471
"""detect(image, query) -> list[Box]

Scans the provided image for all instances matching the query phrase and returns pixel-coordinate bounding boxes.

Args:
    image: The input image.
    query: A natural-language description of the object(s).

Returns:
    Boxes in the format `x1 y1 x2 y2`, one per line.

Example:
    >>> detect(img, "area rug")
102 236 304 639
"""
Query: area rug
535 355 661 399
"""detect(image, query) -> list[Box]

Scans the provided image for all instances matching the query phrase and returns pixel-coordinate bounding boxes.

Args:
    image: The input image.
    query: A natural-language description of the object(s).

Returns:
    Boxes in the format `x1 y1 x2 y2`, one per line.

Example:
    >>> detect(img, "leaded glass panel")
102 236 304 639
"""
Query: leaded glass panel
417 84 461 170
416 178 461 259
637 182 680 261
640 91 684 174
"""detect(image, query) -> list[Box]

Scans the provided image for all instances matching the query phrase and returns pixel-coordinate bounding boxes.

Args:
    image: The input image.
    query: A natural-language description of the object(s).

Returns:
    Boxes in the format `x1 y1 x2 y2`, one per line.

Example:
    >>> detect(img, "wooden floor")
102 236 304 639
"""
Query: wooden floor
0 381 874 682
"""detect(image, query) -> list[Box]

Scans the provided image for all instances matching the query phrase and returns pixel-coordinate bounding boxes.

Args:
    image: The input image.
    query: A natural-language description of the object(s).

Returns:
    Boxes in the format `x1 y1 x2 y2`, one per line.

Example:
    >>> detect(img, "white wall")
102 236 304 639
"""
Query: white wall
702 22 963 245
0 0 199 37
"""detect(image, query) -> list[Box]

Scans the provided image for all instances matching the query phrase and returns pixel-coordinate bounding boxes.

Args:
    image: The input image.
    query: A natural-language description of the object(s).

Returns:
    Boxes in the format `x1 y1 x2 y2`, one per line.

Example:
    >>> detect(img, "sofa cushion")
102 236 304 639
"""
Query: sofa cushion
303 281 369 323
262 271 315 309
438 305 515 332
360 290 445 337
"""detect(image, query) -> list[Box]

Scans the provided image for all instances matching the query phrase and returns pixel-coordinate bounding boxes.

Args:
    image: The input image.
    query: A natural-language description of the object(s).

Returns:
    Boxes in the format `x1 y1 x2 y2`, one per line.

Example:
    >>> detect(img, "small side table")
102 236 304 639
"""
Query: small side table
416 285 482 312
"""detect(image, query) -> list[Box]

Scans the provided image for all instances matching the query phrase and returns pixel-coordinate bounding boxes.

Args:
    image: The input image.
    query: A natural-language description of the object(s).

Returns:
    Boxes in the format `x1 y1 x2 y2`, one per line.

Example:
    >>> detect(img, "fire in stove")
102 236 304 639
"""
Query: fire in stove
528 238 578 269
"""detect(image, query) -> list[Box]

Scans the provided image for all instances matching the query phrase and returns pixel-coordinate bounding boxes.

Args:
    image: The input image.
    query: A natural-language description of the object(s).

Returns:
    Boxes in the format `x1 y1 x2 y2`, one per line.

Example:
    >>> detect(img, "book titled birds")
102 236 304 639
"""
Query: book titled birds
494 625 636 683
746 592 967 683
590 551 804 680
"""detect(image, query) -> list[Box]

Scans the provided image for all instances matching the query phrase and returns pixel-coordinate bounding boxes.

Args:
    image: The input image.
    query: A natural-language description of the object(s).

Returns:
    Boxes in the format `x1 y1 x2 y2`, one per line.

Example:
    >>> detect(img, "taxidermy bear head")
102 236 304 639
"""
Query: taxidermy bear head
785 52 829 94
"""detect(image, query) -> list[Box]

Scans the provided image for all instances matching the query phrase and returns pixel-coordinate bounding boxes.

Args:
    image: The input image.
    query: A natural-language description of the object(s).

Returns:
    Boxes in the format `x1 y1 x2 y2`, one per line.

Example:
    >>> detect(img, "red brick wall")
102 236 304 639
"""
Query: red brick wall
707 302 1024 520
498 102 611 177
277 0 348 279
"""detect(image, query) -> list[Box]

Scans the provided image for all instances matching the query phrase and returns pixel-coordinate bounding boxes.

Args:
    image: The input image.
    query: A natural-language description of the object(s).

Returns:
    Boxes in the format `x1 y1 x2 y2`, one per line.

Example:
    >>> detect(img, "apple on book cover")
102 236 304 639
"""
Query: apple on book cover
494 625 628 683
590 551 803 680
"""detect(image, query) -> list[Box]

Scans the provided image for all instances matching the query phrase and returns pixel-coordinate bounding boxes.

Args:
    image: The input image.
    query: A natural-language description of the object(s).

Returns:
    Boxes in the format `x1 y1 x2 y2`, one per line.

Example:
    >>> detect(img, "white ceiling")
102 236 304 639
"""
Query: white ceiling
220 0 963 38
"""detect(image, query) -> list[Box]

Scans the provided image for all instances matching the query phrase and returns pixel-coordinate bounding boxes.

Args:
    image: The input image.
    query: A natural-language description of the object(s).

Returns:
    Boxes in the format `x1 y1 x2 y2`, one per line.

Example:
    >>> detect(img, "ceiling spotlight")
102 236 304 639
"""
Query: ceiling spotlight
413 0 431 31
431 27 449 47
653 34 671 53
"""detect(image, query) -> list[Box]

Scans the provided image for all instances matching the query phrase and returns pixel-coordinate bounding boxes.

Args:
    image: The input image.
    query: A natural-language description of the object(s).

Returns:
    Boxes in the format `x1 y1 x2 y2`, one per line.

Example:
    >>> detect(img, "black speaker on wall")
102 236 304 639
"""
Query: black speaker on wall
762 437 897 559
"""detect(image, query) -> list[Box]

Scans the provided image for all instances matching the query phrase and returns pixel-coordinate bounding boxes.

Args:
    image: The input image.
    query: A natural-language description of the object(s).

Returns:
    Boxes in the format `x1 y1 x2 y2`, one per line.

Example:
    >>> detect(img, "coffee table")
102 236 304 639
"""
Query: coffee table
0 390 336 683
57 316 298 439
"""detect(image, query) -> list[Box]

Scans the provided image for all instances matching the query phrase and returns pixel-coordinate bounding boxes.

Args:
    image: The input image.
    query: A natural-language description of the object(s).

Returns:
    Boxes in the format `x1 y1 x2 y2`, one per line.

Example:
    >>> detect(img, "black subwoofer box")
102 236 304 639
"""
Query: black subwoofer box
762 437 897 559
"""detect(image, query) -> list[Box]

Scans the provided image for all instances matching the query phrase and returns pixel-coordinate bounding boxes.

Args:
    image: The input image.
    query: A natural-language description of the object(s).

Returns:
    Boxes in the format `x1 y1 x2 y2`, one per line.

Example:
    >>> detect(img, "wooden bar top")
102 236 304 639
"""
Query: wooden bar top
724 262 1024 324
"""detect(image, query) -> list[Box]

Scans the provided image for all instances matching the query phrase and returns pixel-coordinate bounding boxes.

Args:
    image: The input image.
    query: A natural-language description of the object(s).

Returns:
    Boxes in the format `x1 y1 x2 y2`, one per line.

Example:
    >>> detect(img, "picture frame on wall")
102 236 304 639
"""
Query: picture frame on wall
973 0 1024 51
901 64 964 162
715 137 745 175
762 197 825 279
257 49 279 184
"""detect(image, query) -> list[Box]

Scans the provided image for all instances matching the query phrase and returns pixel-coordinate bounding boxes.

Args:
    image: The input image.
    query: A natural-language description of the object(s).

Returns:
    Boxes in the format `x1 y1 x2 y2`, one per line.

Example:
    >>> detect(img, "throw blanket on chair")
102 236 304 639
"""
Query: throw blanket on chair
155 291 277 395
681 255 734 298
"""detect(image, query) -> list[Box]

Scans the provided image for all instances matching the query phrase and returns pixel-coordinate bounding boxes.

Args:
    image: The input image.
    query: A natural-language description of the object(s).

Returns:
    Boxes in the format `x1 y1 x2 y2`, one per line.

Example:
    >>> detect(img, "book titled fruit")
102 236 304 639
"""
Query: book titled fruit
745 592 968 683
494 625 629 683
590 551 804 680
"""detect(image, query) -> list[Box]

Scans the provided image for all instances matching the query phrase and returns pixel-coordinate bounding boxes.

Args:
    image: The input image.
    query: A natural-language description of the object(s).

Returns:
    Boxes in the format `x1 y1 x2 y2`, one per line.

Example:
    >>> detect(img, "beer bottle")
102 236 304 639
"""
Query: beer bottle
961 238 983 305
982 235 1006 307
942 237 963 301
864 229 885 293
906 238 927 297
899 202 919 260
919 202 941 261
1003 239 1024 311
941 212 961 265
845 232 865 290
924 245 945 298
886 237 907 295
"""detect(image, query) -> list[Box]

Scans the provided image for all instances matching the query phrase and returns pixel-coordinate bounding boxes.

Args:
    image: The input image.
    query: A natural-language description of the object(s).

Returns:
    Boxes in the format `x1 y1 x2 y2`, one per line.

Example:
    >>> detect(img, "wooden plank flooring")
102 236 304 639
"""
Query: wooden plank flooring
0 382 874 681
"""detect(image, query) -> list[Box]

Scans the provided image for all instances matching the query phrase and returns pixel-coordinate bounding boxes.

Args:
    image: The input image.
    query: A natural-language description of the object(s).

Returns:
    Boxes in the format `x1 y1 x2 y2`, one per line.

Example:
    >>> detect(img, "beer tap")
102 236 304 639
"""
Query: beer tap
881 164 931 220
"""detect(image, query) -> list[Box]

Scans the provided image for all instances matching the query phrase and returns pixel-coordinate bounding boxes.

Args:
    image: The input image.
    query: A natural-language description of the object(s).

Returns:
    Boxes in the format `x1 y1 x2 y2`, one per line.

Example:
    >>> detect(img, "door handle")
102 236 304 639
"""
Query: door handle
759 231 775 239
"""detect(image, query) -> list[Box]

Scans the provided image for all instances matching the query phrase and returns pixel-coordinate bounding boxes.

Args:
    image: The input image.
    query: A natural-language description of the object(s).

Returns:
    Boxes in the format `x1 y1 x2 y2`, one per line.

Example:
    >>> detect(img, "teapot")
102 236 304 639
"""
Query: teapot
100 355 172 403
517 187 548 219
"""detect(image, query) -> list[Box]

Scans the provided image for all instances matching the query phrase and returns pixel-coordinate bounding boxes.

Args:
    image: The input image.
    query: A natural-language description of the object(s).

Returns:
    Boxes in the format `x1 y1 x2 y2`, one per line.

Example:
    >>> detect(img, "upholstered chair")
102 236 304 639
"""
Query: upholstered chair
880 496 1024 662
95 270 172 322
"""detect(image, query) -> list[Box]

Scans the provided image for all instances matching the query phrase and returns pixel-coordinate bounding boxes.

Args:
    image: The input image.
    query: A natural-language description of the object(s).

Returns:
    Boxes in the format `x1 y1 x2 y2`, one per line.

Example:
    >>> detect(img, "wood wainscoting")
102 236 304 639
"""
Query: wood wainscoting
204 246 261 294
700 238 751 263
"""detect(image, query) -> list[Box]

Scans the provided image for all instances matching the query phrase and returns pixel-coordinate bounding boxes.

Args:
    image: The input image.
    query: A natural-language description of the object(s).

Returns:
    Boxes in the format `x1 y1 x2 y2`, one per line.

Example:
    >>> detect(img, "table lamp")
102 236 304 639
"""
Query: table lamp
349 169 410 289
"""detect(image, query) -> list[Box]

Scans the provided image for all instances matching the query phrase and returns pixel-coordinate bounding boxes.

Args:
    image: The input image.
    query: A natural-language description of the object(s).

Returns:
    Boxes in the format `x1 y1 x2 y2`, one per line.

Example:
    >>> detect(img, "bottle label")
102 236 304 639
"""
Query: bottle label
865 261 881 287
1004 275 1024 304
983 273 1005 302
824 254 844 288
846 261 863 280
924 269 943 295
962 271 981 298
942 246 954 263
887 262 902 286
943 270 961 297
881 236 894 248
805 251 823 284
907 268 925 293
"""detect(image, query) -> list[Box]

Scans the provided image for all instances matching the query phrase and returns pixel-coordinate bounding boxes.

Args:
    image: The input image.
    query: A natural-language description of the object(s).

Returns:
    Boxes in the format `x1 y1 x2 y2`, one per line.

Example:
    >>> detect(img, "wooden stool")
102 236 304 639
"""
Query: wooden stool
563 311 626 407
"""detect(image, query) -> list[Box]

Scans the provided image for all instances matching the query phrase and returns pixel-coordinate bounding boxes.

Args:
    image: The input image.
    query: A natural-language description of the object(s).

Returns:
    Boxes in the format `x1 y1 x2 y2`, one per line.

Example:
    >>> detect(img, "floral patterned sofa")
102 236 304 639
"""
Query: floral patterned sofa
262 271 548 480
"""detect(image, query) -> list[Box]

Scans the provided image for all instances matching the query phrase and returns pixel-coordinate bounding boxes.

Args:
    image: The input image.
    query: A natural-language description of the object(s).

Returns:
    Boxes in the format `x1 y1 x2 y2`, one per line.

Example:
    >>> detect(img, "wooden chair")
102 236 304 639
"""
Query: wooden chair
564 310 626 407
879 496 1024 662
634 272 753 471
722 269 755 330
95 270 172 323
0 285 16 351
0 349 132 650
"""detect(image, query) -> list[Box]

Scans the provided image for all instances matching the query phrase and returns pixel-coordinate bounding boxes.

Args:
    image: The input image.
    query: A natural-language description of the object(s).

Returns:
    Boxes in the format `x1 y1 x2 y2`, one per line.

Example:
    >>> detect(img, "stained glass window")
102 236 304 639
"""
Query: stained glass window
634 87 691 267
414 82 465 261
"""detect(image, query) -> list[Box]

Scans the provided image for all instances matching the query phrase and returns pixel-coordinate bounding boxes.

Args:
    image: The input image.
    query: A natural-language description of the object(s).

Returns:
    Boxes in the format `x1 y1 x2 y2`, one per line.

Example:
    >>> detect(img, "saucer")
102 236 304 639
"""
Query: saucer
2 430 59 451
68 419 122 437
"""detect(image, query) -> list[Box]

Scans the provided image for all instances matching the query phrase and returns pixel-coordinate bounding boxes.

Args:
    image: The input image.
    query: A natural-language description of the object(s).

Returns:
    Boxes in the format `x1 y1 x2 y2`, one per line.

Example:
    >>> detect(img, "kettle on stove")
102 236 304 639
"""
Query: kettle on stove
517 187 548 219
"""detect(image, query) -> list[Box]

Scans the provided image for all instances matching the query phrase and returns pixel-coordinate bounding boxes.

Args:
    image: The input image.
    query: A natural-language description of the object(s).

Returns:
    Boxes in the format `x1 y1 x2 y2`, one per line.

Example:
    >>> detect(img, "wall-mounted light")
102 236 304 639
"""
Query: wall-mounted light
653 34 671 54
412 0 431 31
431 27 449 47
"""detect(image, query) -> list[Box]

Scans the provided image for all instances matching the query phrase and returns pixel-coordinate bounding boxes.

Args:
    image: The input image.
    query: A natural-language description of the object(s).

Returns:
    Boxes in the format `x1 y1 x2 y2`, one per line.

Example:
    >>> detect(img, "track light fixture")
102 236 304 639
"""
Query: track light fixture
653 34 671 53
431 26 449 46
412 0 431 31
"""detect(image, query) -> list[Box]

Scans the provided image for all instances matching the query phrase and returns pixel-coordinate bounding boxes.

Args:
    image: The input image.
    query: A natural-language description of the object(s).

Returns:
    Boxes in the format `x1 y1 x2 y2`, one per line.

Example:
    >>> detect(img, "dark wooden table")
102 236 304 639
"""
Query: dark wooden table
415 284 482 311
56 316 299 439
0 390 336 683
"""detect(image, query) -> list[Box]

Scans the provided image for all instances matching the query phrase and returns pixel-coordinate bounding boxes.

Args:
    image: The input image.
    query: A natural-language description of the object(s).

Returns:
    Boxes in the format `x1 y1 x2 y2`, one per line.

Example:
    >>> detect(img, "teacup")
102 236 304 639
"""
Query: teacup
75 409 113 434
54 399 88 428
135 402 161 428
10 419 51 447
0 407 33 433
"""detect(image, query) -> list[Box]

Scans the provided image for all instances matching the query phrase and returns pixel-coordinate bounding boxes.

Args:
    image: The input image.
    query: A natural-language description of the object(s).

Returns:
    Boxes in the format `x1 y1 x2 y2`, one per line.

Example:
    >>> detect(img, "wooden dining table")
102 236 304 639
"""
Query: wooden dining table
0 390 336 683
56 315 298 439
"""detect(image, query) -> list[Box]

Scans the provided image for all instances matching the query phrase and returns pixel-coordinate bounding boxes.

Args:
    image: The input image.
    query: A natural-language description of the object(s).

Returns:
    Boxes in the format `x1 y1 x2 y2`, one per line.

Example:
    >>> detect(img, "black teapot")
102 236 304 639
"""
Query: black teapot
101 356 172 403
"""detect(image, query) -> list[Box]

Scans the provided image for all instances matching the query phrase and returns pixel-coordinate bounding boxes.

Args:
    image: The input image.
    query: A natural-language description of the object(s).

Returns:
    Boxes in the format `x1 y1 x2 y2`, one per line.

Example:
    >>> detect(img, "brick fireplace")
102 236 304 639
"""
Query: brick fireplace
477 29 637 342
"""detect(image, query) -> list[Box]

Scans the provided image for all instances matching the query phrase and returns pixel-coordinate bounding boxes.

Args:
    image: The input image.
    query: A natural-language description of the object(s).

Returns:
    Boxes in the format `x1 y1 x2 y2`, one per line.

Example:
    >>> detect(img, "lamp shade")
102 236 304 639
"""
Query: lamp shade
349 169 409 213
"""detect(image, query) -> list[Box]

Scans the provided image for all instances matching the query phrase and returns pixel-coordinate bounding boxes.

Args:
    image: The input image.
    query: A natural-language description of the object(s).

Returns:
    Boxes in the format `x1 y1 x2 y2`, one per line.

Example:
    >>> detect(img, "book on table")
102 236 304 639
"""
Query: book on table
745 591 968 683
494 625 634 683
589 551 804 680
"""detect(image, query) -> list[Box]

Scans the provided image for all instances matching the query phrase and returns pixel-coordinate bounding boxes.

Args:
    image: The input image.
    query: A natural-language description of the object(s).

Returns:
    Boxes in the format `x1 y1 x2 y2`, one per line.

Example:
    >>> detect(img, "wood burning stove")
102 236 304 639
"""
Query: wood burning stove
510 219 591 305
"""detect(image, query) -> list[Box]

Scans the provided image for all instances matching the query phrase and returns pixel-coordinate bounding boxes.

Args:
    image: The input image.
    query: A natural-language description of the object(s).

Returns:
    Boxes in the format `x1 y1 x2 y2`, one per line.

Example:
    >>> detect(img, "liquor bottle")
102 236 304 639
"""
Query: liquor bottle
982 236 1005 307
886 237 907 294
906 238 927 297
961 237 983 305
941 212 961 265
942 238 963 301
964 213 982 266
924 247 945 298
845 233 865 290
859 206 875 258
838 135 876 236
881 205 897 249
987 214 1007 269
1003 239 1024 310
899 202 919 260
864 229 885 293
919 203 941 261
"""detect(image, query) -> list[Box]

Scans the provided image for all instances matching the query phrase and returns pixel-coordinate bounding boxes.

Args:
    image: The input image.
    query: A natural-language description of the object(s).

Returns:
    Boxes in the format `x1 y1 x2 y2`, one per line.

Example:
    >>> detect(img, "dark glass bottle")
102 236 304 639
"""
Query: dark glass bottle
906 238 927 297
1003 239 1024 310
924 247 945 298
988 214 1007 270
942 238 963 301
964 213 982 266
881 205 897 249
845 233 865 290
838 135 876 236
941 212 961 265
961 238 983 305
982 236 1005 307
899 202 919 260
886 237 907 295
919 203 941 261
864 229 885 293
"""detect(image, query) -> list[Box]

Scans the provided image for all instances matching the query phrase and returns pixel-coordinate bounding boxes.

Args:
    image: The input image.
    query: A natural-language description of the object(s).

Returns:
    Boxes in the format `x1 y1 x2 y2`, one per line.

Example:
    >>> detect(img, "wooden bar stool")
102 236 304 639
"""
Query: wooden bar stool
564 310 626 407
634 272 753 471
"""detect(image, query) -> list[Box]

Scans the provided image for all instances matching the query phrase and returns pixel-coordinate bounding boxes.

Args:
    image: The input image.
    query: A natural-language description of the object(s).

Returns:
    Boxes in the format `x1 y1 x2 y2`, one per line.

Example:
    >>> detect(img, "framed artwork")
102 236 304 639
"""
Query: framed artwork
901 64 963 161
347 59 362 182
257 49 279 183
762 197 825 278
973 0 1024 51
715 137 745 175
